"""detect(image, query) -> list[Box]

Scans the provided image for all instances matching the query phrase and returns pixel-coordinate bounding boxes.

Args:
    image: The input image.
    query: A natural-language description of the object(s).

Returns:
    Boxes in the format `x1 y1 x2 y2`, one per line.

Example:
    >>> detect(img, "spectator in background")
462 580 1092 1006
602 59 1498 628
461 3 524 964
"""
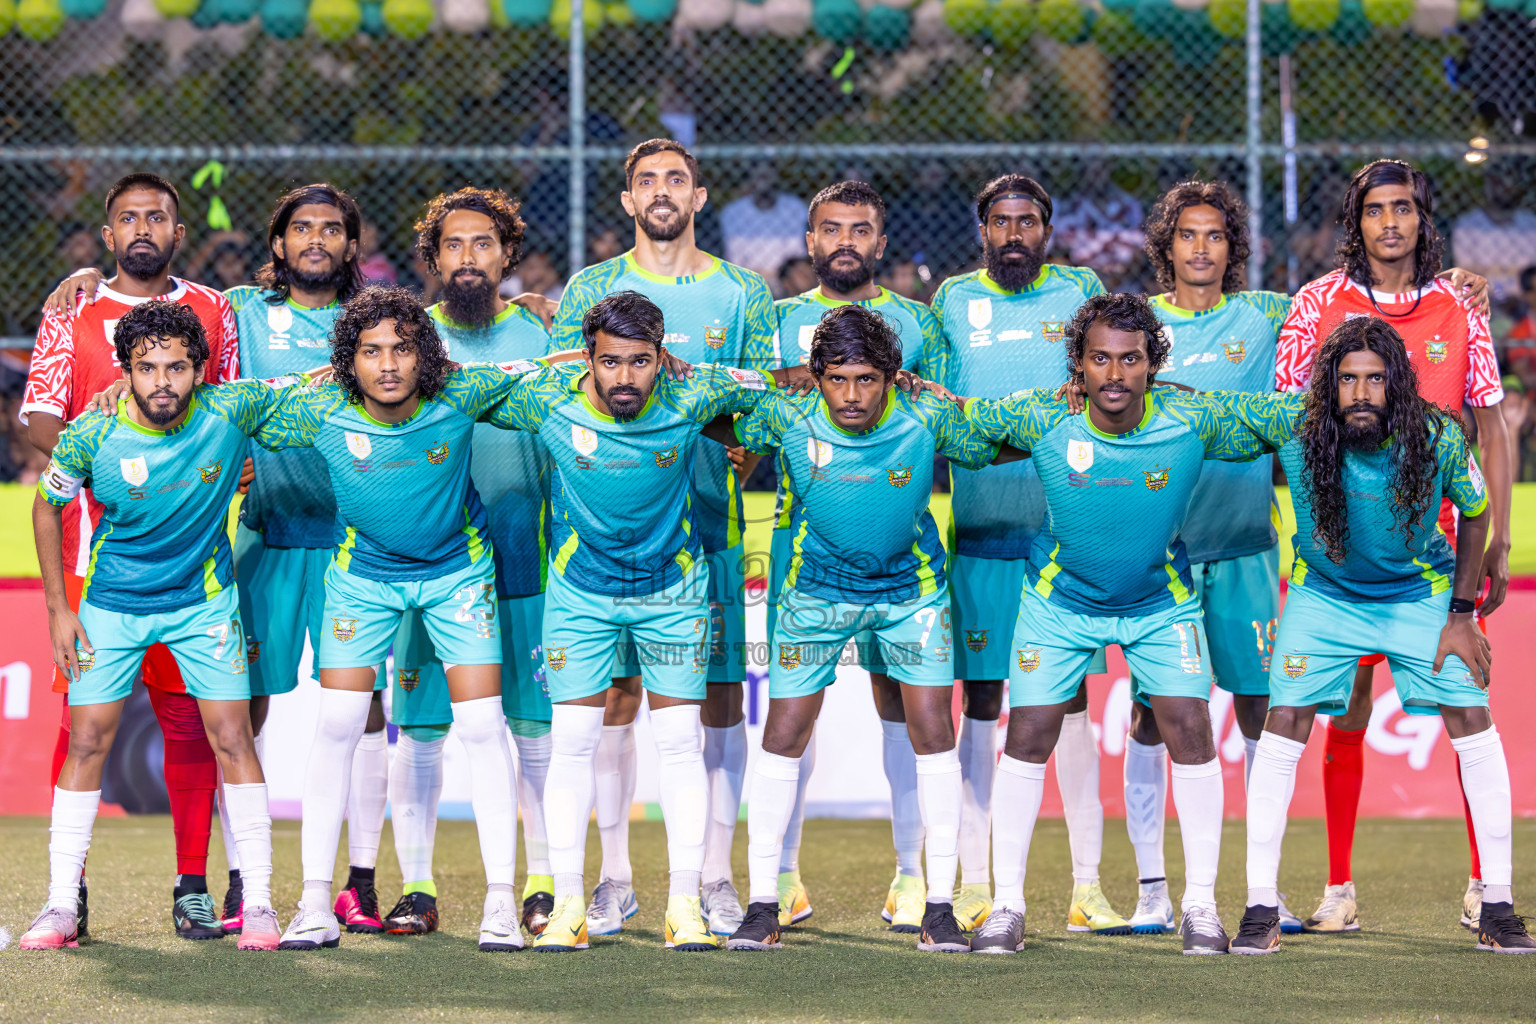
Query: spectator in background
589 223 625 263
358 220 399 284
501 248 564 302
1504 265 1536 392
183 229 253 290
1453 166 1536 308
720 163 808 292
1053 164 1145 289
55 222 102 279
879 256 923 301
776 255 816 299
1498 373 1534 481
886 160 976 282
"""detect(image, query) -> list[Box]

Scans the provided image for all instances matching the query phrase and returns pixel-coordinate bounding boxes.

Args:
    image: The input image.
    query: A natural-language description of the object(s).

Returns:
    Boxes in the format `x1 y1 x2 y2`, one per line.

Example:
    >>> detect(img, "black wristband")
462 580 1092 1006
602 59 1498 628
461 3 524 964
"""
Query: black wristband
1449 597 1476 614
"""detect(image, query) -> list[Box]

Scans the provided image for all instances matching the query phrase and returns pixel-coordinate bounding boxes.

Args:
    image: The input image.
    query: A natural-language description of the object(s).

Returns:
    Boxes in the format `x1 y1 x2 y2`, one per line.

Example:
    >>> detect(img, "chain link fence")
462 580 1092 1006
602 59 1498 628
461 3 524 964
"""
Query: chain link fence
3 0 1536 476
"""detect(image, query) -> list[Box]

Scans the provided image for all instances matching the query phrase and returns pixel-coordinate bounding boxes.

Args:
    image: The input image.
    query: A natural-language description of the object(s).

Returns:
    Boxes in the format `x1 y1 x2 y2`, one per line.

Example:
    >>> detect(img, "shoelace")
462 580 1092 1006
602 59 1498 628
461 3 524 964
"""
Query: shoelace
978 909 1021 938
385 895 416 922
178 893 220 927
1183 908 1224 938
926 908 962 936
352 886 380 919
1134 893 1164 918
1236 913 1277 938
743 905 779 934
222 885 243 918
1486 914 1530 937
1315 894 1349 918
591 879 623 913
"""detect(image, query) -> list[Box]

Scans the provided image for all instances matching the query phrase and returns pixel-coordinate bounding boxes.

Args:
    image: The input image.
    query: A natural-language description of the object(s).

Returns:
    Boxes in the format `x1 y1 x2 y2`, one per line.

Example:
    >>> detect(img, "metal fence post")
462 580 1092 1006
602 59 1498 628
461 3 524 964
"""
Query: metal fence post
568 0 587 278
1246 0 1264 290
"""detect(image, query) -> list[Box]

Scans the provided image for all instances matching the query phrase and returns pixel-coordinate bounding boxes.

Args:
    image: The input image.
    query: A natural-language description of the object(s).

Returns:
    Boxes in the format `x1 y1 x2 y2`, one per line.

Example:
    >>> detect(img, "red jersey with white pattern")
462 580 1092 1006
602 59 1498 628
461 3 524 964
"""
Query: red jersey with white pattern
20 278 239 575
1274 269 1503 412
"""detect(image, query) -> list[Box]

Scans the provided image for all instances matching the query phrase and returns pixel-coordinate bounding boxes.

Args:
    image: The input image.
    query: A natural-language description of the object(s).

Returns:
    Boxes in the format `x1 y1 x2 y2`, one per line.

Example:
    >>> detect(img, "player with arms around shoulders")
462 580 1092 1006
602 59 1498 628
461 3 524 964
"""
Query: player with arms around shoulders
21 301 294 952
960 292 1270 955
1225 315 1530 955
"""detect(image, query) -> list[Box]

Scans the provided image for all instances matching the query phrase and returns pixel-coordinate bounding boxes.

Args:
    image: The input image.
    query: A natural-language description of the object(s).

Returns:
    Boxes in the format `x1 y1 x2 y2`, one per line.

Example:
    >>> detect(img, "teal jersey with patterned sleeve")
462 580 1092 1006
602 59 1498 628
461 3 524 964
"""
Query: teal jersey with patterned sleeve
965 387 1266 616
430 303 554 597
254 364 524 584
486 361 769 598
927 265 1105 559
39 377 304 614
771 287 935 372
735 388 997 605
226 286 344 549
1211 390 1488 603
552 251 775 552
1152 290 1290 563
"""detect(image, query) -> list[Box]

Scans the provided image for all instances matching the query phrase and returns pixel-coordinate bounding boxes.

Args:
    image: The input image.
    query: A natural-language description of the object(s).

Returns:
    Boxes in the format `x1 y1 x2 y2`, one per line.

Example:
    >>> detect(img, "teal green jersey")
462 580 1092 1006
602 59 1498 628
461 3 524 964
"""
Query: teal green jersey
771 287 936 372
735 388 997 605
486 362 769 598
965 387 1266 616
552 251 775 552
1212 391 1488 603
39 377 306 614
226 286 343 549
927 265 1105 559
253 364 525 584
1152 290 1290 563
430 303 554 598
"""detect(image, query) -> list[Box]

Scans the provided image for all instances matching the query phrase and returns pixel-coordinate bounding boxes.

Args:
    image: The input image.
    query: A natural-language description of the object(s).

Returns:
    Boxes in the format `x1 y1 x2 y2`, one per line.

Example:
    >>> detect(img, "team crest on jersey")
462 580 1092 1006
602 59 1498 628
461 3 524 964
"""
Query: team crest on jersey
1144 467 1170 491
1017 648 1041 673
399 668 420 692
332 618 358 642
704 326 727 349
547 648 567 671
1223 340 1247 363
779 646 802 669
1041 321 1066 344
965 630 989 652
572 426 599 456
120 456 149 487
1425 339 1448 364
968 298 992 329
654 445 678 468
345 432 372 459
887 466 913 488
199 461 222 484
807 438 834 468
267 305 294 334
424 442 450 465
1067 440 1094 473
1283 654 1308 678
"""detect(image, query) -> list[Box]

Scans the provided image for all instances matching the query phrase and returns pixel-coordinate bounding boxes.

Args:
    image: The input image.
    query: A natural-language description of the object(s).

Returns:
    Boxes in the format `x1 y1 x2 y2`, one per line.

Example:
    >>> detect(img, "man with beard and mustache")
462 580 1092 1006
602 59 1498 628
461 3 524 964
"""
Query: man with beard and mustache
1275 160 1512 935
551 139 775 941
376 187 559 941
958 292 1272 955
21 173 238 943
1222 315 1531 955
766 179 945 933
922 174 1126 938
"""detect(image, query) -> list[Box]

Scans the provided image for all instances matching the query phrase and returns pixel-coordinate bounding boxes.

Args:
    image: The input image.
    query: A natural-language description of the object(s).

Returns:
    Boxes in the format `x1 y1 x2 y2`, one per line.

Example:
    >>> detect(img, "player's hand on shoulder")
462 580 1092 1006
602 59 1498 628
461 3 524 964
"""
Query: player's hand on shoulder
896 370 959 406
305 364 336 386
775 364 817 396
45 267 104 316
660 347 695 381
90 378 129 415
1434 610 1492 690
1054 378 1086 415
1438 268 1489 317
509 291 557 330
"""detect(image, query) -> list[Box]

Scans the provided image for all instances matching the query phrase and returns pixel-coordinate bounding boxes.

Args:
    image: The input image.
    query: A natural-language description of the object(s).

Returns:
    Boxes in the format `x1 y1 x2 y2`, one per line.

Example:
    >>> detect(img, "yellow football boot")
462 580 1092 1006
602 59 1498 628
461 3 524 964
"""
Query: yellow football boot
1067 882 1132 935
664 894 721 951
881 872 925 933
531 894 589 952
777 871 813 928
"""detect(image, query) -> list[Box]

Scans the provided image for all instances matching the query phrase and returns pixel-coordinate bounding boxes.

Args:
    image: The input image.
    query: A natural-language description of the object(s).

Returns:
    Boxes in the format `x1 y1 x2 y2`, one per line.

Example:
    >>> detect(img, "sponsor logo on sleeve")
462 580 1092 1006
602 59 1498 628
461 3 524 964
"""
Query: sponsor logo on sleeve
724 366 766 391
1468 454 1485 494
498 359 541 376
42 461 84 501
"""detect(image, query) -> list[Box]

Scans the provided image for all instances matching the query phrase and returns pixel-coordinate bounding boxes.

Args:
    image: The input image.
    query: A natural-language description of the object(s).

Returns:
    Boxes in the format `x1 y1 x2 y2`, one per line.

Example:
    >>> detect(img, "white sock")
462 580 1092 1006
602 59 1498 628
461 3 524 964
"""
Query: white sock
47 787 100 910
1242 735 1259 788
1170 758 1223 911
347 730 389 870
1123 737 1168 880
881 719 923 878
512 731 553 878
223 782 273 910
915 747 962 904
957 715 997 886
594 722 636 886
1245 731 1306 907
1451 727 1513 903
451 696 518 887
702 720 747 886
300 687 372 889
1056 709 1103 885
747 750 801 904
781 727 815 874
990 756 1046 913
389 731 445 887
216 765 239 875
547 704 605 899
651 704 708 897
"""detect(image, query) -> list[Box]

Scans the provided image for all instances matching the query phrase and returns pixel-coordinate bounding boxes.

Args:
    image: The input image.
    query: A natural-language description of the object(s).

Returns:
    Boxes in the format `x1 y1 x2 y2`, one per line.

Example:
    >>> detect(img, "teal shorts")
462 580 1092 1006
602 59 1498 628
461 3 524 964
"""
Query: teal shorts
771 584 954 699
1193 547 1279 697
1270 585 1487 716
951 553 1106 682
769 528 889 674
543 565 710 703
1008 585 1214 708
234 524 333 697
392 592 551 727
319 558 501 671
72 586 250 705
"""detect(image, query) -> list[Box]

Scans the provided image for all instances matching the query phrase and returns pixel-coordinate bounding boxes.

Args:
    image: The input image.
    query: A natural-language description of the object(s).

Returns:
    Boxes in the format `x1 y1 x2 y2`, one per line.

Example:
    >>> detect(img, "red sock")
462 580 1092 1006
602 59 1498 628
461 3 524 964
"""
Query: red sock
1322 722 1366 886
1456 756 1482 879
52 698 71 785
146 681 216 877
